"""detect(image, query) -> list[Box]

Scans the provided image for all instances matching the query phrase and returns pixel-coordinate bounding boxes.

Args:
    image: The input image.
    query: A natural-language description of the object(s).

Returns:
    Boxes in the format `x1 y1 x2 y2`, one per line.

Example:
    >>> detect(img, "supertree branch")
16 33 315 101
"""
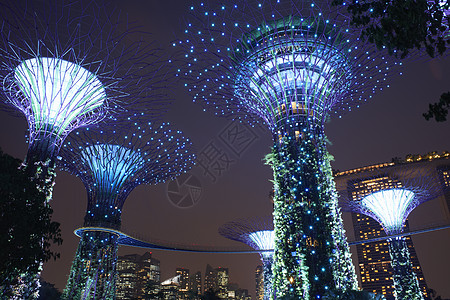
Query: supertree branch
59 119 196 229
0 0 172 177
59 119 195 300
219 216 274 300
176 0 403 297
360 188 417 235
176 0 401 132
342 165 443 235
0 2 174 297
339 164 443 300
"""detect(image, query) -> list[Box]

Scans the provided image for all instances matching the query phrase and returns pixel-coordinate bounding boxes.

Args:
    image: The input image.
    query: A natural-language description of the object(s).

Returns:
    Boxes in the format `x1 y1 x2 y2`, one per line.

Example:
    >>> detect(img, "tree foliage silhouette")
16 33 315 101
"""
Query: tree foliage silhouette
333 0 449 58
0 148 62 298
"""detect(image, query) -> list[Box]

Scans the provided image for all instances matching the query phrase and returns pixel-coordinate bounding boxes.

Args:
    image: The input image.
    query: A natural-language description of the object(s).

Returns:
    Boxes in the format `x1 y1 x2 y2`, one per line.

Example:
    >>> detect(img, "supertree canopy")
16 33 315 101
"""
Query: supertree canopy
177 0 402 298
219 216 274 300
339 164 442 300
58 119 195 300
0 0 170 200
0 1 172 297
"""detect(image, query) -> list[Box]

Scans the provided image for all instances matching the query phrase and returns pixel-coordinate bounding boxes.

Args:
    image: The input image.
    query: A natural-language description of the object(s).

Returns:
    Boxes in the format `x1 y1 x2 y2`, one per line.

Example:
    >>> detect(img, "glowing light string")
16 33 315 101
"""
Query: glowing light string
60 120 195 300
179 1 402 298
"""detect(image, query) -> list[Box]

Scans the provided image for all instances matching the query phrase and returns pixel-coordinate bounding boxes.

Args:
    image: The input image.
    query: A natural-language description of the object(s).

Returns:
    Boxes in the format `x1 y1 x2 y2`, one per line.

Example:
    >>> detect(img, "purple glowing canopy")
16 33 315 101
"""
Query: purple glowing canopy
338 163 443 234
177 0 402 132
219 216 274 254
0 0 171 161
58 117 196 227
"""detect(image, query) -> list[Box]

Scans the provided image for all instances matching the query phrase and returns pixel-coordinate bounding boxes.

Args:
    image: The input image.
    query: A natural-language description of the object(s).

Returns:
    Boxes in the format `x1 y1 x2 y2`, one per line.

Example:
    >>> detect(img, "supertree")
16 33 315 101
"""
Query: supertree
219 216 274 300
338 164 442 300
58 119 195 300
0 0 169 202
0 1 170 296
176 0 402 298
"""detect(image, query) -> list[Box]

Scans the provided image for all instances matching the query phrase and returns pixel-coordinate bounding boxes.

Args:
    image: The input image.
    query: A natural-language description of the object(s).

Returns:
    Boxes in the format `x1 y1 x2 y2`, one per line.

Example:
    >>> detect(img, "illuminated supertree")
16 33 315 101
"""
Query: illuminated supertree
219 216 274 300
58 120 195 300
339 164 442 300
0 1 171 296
0 0 169 201
177 0 402 297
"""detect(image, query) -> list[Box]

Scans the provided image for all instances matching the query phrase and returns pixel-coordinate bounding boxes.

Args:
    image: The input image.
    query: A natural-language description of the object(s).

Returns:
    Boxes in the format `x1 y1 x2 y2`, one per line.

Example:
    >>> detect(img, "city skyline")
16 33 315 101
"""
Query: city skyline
1 0 450 299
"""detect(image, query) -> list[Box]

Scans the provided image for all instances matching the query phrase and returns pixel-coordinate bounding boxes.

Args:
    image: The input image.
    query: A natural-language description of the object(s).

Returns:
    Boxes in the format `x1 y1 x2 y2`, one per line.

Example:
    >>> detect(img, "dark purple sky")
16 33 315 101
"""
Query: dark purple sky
1 0 450 298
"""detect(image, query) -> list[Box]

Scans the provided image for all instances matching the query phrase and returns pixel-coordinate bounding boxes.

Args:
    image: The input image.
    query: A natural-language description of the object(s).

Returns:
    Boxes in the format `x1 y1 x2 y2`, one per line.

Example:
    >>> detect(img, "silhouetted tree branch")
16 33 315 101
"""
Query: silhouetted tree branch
333 0 450 58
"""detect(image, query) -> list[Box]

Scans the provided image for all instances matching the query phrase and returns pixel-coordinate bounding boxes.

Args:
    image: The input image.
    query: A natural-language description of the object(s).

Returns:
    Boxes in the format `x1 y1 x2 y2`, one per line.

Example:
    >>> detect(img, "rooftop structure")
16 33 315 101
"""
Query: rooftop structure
178 0 401 297
58 119 195 299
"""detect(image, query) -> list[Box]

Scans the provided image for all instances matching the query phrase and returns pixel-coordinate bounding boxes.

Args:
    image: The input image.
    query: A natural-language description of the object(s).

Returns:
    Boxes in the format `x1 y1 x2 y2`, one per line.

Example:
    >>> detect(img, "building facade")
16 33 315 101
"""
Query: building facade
116 252 160 299
190 271 202 296
176 268 190 293
204 264 230 299
255 265 264 300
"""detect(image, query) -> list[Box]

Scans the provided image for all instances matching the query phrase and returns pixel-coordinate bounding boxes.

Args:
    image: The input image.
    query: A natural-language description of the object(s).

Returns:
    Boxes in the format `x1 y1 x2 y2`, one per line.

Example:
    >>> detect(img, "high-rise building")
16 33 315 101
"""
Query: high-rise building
116 252 160 299
255 265 264 300
436 164 450 213
161 275 180 300
203 264 229 299
335 152 450 299
204 264 215 293
190 271 202 296
176 268 190 292
217 268 229 299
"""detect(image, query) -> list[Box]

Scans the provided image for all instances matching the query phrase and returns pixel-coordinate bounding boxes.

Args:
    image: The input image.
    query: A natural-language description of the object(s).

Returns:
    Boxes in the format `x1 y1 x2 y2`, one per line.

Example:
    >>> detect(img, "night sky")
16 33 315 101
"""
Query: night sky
1 0 450 298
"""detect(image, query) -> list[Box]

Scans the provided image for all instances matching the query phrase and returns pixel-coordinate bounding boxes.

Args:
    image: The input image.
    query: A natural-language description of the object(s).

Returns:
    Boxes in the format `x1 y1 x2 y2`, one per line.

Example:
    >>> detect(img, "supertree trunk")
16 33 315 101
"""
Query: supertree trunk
12 134 59 299
23 132 59 204
388 237 424 300
63 231 119 300
267 127 356 299
262 255 274 300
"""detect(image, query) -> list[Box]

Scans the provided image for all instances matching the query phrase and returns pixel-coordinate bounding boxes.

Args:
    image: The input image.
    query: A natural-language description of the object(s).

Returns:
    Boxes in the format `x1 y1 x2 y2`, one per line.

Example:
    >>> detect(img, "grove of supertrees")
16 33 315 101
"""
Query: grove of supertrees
0 0 168 202
58 118 195 300
339 164 442 300
176 0 402 298
0 1 170 295
219 216 274 300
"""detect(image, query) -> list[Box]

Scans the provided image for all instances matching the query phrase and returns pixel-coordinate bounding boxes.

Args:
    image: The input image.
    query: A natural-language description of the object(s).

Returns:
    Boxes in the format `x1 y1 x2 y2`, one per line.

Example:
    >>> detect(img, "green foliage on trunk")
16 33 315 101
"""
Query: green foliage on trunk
266 132 357 299
0 148 62 299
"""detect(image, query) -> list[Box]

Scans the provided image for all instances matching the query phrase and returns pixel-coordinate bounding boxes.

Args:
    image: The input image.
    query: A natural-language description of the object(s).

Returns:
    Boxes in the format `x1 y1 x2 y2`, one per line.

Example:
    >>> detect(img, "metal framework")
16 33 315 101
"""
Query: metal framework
0 0 170 175
339 163 442 300
177 0 401 298
219 216 274 300
0 1 172 298
58 119 195 300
